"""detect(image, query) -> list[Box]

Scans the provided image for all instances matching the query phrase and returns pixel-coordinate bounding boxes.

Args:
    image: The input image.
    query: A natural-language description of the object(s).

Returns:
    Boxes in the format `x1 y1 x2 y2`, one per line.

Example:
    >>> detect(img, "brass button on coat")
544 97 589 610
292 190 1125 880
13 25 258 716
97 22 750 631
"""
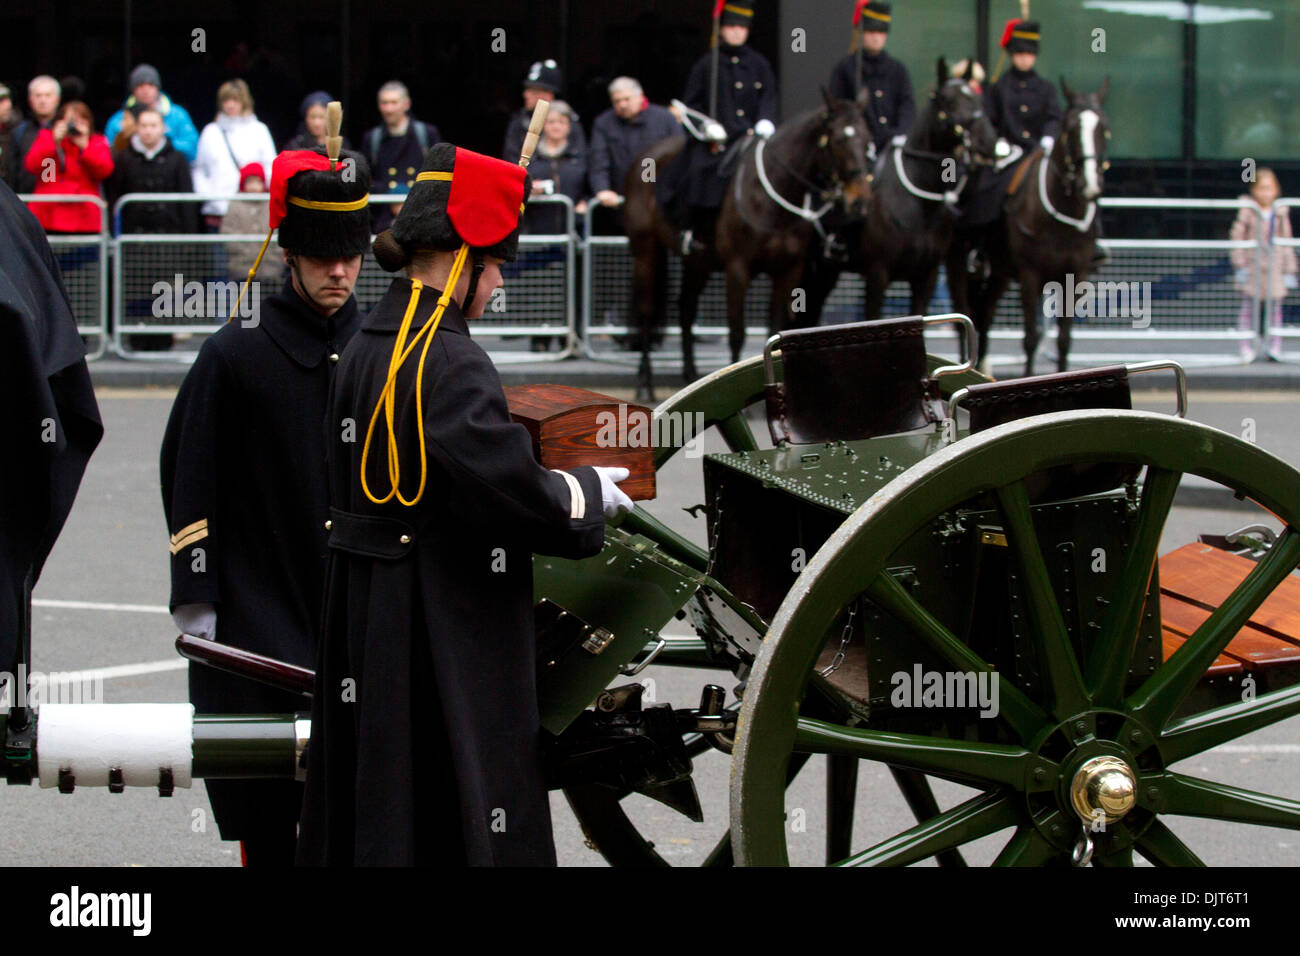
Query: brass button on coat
329 352 340 363
399 533 411 544
324 519 332 530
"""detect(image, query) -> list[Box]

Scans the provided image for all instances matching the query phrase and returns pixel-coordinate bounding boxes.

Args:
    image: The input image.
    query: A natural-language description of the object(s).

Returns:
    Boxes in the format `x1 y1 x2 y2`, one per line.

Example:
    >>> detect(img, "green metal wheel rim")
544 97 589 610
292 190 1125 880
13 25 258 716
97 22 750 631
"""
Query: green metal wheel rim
730 409 1300 866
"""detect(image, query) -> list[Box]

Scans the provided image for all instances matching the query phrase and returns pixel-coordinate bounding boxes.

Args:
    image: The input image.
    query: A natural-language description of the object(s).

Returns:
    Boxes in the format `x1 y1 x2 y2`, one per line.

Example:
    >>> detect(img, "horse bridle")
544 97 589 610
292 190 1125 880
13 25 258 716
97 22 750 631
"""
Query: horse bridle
932 78 981 165
1054 106 1110 198
751 110 868 220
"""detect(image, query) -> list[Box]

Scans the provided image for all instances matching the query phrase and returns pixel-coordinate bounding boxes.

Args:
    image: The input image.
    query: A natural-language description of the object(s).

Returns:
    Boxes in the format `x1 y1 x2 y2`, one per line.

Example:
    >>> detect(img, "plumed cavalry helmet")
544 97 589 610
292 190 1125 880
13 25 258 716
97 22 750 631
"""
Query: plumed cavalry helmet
373 143 531 270
716 0 754 28
271 146 372 257
1001 18 1041 54
853 0 892 33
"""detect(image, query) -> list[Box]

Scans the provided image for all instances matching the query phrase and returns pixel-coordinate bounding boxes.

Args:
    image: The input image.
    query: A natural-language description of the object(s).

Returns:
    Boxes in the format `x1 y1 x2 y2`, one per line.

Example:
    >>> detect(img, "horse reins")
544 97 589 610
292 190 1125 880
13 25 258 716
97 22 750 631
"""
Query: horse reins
1036 112 1103 233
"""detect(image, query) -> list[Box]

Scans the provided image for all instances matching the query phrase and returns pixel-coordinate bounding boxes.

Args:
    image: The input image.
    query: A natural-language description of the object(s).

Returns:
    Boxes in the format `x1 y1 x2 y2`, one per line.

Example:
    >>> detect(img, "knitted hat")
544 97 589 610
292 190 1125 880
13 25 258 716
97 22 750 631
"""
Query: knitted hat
128 64 161 91
238 162 266 191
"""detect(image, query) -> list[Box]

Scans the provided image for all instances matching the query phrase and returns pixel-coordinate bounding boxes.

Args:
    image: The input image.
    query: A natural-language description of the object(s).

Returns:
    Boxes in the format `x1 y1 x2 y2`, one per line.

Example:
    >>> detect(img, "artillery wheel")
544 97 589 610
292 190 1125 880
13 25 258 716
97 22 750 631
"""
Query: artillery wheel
732 409 1300 866
565 353 988 866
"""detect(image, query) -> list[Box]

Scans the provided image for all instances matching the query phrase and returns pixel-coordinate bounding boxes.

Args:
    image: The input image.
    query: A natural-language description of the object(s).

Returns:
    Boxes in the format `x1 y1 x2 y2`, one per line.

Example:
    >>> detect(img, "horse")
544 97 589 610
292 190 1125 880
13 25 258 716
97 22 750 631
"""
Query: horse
946 78 1111 376
803 58 999 325
622 91 874 401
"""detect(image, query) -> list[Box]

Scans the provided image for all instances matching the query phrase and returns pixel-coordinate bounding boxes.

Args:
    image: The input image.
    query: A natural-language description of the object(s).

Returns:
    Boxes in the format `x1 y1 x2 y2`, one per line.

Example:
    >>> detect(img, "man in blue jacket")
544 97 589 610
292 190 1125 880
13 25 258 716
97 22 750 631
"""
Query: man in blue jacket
104 64 199 163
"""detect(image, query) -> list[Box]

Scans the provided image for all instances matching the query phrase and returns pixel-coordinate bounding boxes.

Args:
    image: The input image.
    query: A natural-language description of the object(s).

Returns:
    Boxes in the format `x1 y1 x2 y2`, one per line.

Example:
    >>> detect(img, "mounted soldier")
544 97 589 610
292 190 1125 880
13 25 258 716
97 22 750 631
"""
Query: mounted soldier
672 0 778 256
827 1 915 161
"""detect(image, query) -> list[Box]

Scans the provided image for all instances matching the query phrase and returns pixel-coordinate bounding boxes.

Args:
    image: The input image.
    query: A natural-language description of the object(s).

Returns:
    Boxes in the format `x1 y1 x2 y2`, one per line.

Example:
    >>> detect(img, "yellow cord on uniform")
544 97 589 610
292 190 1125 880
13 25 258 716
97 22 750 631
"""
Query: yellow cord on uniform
360 242 471 505
227 227 275 323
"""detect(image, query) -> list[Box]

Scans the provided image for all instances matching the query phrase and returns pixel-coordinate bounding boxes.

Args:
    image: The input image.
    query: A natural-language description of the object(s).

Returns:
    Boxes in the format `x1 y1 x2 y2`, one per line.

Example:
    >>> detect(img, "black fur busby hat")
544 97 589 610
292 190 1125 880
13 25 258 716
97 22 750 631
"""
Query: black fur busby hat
275 146 372 258
376 142 531 271
1001 19 1041 54
854 1 891 32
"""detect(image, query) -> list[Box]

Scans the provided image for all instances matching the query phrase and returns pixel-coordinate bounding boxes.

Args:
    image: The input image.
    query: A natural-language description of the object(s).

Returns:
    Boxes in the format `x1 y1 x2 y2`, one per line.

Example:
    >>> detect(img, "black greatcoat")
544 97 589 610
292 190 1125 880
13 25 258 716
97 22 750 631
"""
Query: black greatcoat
0 181 103 675
681 42 778 209
296 278 606 866
827 49 916 153
159 278 359 840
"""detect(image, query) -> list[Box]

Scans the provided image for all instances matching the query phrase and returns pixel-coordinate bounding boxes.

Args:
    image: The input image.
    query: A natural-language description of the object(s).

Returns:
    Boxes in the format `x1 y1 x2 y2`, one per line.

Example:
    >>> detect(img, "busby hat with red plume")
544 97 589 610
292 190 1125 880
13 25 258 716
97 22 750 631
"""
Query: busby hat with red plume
270 146 372 258
375 143 531 270
1000 19 1041 54
853 1 891 32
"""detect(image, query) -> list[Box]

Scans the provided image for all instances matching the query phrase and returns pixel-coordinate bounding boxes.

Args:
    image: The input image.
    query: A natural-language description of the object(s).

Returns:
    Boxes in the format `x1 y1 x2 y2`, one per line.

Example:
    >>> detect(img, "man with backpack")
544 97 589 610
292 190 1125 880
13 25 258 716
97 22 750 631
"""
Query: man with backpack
363 81 441 233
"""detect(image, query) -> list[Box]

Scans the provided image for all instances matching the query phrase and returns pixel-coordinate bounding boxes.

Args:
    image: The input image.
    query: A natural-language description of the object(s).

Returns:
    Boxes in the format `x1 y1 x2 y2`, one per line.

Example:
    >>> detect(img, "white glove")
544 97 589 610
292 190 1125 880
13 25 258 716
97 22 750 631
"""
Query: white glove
994 138 1012 158
755 119 775 139
1039 135 1055 154
1235 268 1250 285
173 602 217 641
1285 274 1298 291
592 466 633 519
704 121 727 144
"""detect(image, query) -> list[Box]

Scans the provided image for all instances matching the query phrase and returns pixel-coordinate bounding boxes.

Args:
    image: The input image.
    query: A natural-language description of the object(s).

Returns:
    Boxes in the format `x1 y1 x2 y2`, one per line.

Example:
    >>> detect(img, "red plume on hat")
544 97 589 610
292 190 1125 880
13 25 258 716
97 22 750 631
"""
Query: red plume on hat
268 150 336 228
444 148 527 249
853 0 871 26
713 0 725 17
1000 18 1021 49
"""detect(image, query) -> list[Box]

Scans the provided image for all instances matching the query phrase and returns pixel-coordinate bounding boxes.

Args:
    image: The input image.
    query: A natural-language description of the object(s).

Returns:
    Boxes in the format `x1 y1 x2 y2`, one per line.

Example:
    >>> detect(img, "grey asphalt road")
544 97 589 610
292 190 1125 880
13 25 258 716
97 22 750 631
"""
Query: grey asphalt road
6 384 1299 867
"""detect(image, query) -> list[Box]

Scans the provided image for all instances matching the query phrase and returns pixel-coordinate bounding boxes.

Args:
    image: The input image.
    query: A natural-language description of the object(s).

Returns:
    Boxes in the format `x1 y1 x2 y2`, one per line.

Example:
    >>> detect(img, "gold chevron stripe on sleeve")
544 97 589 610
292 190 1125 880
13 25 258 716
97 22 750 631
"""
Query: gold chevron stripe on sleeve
168 518 209 554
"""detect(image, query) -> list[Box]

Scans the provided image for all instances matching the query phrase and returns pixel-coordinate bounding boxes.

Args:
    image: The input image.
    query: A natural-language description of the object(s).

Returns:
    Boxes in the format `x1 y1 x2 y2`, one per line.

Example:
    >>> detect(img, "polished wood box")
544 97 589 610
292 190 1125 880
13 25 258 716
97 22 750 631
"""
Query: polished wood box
504 384 656 500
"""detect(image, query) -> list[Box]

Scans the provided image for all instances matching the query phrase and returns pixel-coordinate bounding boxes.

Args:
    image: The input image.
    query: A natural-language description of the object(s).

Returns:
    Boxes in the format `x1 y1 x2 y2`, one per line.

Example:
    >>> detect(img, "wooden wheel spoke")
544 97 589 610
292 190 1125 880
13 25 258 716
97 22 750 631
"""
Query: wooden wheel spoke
1129 528 1300 731
1156 771 1300 830
991 825 1061 866
866 571 1049 742
794 717 1039 788
890 767 968 866
1133 819 1206 867
1086 467 1182 705
717 411 759 453
836 791 1017 867
994 481 1089 719
1160 680 1300 764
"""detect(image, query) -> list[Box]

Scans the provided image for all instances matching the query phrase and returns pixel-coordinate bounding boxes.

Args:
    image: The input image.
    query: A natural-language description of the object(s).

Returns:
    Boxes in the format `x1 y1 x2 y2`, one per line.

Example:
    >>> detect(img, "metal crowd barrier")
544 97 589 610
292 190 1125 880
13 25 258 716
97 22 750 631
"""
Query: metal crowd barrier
110 192 577 362
24 190 1296 369
18 194 109 360
579 196 1278 371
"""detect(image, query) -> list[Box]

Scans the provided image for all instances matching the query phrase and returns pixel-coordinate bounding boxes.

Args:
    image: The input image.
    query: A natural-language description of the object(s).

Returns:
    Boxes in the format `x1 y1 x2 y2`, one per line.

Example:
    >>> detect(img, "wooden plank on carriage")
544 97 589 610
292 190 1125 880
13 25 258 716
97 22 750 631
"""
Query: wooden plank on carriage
1159 591 1300 668
1161 627 1242 676
1158 542 1300 647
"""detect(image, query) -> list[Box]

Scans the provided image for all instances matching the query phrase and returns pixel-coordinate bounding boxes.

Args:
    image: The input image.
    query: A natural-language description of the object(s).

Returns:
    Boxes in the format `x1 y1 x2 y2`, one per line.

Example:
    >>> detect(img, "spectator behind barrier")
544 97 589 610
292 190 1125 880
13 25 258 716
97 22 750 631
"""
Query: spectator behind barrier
284 90 352 152
192 79 278 227
107 106 198 235
525 99 588 232
1231 167 1298 360
222 163 282 283
23 100 112 234
363 80 442 234
8 75 60 193
0 83 22 190
105 64 199 163
587 75 680 234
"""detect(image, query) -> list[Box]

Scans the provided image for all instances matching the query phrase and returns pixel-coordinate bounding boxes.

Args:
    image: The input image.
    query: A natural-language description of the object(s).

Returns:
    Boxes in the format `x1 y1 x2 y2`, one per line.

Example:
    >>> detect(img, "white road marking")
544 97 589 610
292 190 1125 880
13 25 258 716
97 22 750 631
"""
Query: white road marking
33 599 169 615
40 659 188 683
1207 744 1300 754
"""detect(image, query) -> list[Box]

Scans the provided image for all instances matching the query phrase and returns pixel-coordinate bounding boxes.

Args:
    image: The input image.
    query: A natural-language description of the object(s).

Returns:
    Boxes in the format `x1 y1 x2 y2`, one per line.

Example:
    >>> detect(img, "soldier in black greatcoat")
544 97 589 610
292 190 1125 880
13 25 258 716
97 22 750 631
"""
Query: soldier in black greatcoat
296 143 632 866
159 143 372 866
673 1 778 253
827 1 915 157
0 180 103 680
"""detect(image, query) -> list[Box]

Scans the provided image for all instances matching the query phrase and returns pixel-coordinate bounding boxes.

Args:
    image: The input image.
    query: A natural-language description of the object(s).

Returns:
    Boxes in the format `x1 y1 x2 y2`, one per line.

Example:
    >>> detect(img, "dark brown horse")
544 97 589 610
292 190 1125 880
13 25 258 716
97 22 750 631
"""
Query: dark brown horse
802 58 999 325
623 91 873 400
947 78 1111 375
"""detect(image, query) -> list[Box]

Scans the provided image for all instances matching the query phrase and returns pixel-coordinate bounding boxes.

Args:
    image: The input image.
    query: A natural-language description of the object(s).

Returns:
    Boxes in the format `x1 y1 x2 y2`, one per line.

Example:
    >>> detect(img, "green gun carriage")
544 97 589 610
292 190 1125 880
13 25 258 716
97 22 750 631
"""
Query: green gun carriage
7 313 1300 868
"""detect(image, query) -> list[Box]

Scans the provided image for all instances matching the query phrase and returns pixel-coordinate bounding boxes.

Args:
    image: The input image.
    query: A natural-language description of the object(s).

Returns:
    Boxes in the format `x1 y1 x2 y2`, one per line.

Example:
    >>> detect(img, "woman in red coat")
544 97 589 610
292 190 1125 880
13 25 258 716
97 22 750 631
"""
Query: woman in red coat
24 101 113 233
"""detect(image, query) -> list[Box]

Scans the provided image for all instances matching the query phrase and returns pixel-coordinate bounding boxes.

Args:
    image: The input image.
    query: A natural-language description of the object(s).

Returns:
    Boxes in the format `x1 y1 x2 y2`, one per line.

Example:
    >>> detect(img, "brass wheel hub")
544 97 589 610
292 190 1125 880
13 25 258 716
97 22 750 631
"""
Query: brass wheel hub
1070 755 1138 824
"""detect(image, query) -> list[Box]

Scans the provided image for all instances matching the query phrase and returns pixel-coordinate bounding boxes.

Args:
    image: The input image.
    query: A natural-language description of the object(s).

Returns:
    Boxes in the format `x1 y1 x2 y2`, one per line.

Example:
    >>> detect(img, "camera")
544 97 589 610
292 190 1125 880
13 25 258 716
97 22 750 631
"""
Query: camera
64 121 82 138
